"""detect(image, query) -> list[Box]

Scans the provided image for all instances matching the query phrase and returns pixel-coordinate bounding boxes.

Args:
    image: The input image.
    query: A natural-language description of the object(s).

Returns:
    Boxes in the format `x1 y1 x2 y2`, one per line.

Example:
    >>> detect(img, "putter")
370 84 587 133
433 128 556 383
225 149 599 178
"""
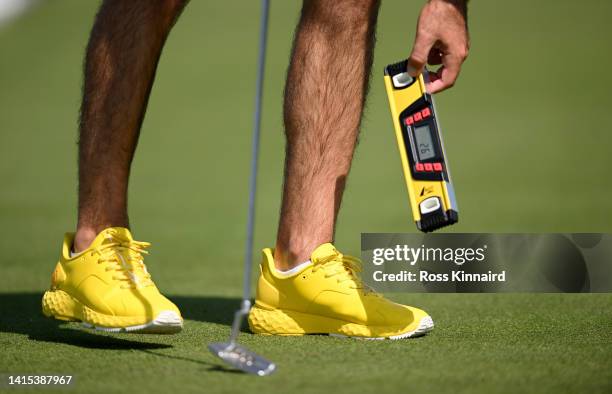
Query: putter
207 0 276 377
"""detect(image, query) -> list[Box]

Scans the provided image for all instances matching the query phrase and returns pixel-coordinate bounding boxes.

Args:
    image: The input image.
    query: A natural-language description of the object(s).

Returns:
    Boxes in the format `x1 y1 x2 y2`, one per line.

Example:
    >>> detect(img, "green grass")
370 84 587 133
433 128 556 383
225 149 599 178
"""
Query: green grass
2 293 611 394
0 0 611 393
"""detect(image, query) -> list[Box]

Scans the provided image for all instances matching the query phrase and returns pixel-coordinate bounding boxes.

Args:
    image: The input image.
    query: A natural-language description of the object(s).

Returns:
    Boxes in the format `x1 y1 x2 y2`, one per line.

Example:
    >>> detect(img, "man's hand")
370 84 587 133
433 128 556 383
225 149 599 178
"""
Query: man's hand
408 0 469 93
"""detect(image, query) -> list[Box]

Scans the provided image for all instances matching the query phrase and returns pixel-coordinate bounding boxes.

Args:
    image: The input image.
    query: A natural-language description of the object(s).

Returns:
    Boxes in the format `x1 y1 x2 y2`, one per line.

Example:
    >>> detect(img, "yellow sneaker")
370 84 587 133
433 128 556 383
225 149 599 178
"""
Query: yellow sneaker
248 243 433 339
42 227 182 334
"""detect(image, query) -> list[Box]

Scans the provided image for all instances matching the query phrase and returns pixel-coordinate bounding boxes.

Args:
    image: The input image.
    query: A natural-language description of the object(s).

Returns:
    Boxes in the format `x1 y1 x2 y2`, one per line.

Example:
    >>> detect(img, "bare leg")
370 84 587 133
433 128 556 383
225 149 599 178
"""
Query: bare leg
274 0 381 269
74 0 188 251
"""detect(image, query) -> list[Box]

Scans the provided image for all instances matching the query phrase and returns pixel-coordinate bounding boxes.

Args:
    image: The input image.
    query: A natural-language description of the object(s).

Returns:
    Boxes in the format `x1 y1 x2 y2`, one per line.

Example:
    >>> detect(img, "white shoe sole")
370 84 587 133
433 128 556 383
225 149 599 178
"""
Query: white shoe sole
330 315 434 340
81 310 183 334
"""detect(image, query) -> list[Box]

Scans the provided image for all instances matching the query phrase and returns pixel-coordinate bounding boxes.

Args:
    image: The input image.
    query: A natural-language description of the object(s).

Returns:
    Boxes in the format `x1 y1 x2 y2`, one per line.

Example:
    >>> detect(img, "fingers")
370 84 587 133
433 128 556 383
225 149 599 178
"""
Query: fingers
407 31 435 77
408 0 470 93
426 53 462 93
426 67 445 93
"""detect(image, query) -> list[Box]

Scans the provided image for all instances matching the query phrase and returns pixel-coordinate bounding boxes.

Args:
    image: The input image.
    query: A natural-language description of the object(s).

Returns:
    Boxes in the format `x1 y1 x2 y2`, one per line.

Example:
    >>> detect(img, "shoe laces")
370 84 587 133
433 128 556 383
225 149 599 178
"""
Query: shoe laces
311 251 380 296
92 234 154 289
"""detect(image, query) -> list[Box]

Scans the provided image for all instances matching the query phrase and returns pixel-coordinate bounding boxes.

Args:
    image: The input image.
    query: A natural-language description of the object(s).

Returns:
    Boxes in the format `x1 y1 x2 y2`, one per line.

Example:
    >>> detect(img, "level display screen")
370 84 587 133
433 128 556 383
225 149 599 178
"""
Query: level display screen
414 124 435 161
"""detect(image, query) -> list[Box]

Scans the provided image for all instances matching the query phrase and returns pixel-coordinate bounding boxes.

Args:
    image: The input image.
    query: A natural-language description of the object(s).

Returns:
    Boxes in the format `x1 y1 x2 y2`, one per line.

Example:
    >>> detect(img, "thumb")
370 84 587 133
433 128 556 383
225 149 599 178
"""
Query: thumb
408 32 434 77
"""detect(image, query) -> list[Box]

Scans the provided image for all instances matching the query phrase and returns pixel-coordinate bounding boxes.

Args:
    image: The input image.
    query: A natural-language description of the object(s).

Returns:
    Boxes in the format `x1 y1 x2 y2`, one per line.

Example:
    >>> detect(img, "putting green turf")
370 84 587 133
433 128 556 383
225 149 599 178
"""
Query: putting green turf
1 1 611 393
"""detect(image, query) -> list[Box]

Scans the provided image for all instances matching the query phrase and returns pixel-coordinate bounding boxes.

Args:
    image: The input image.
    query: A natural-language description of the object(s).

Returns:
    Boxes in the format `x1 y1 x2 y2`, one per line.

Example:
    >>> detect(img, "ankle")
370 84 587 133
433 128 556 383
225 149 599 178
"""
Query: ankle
273 245 313 271
73 227 98 253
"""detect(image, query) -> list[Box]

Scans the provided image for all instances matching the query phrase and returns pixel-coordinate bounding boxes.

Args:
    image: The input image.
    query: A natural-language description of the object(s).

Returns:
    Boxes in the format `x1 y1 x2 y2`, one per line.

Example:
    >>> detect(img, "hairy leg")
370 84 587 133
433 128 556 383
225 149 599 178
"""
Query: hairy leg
274 0 381 269
74 0 188 252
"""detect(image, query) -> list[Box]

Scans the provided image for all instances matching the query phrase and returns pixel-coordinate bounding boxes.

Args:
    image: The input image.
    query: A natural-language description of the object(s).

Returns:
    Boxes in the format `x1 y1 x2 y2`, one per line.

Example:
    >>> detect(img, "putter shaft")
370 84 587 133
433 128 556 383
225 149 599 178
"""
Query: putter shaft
208 0 275 376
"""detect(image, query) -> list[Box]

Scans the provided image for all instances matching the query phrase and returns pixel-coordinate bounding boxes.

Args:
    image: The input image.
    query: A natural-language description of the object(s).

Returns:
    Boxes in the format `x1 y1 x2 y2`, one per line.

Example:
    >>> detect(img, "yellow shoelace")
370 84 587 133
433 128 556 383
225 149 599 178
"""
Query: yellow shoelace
312 252 380 295
92 236 153 289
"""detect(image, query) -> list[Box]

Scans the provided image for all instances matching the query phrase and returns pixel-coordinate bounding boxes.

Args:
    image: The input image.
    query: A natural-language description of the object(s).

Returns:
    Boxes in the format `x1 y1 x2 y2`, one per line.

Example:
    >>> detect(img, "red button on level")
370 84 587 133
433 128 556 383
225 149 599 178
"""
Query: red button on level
433 162 443 171
415 163 424 172
421 107 431 118
414 112 423 122
405 116 414 125
424 163 433 172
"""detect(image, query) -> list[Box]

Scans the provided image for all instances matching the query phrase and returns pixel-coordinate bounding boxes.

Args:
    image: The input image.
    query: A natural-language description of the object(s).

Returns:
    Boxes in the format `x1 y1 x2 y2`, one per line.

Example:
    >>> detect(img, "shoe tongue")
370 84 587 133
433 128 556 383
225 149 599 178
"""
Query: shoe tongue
89 227 134 248
310 243 340 263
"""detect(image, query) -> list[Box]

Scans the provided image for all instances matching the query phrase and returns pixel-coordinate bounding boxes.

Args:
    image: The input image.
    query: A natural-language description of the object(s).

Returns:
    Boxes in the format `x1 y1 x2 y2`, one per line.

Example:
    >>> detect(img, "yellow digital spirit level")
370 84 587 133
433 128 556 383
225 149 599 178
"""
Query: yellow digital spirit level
383 60 458 232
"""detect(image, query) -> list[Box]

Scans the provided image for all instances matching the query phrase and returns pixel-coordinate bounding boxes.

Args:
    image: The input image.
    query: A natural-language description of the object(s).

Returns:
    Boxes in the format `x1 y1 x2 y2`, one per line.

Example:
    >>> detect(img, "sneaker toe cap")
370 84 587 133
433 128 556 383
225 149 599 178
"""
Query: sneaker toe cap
378 302 430 328
107 288 182 319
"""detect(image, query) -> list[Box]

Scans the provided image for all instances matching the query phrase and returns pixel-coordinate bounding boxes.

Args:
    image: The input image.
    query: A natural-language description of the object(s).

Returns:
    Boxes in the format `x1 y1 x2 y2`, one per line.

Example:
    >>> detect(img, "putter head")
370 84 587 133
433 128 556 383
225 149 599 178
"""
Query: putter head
208 342 276 376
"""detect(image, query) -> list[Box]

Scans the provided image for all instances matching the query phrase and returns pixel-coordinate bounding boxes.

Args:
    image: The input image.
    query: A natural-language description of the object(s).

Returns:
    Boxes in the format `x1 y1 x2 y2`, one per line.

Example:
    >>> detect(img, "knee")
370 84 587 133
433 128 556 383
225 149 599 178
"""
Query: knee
155 0 189 24
100 0 189 25
302 0 380 33
158 0 189 16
